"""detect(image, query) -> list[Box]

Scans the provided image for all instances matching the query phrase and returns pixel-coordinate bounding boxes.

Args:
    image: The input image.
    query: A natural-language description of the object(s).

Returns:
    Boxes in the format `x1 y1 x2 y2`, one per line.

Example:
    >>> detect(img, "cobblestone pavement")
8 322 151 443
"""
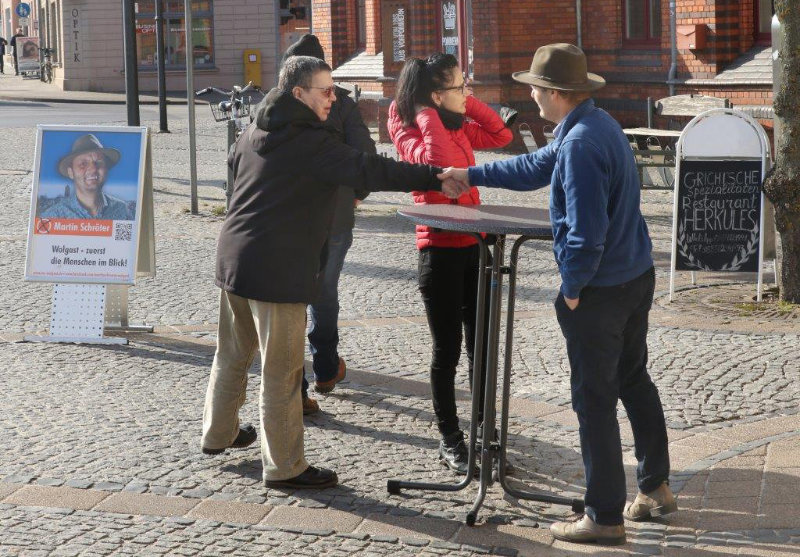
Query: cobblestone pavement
1 90 798 555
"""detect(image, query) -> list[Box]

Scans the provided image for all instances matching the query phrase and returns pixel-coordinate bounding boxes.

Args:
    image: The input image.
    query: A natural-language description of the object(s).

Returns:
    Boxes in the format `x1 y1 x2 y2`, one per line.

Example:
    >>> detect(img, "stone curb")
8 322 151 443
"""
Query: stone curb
0 484 519 555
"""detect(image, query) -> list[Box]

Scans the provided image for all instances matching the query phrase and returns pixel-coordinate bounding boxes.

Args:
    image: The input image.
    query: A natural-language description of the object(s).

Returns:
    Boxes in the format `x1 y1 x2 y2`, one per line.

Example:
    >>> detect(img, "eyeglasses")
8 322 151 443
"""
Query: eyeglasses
438 75 471 94
306 85 337 98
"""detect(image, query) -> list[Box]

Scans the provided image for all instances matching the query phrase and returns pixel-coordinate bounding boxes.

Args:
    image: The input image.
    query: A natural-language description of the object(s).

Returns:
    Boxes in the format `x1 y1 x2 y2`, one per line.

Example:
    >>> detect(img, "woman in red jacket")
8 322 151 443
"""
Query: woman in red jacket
388 53 512 474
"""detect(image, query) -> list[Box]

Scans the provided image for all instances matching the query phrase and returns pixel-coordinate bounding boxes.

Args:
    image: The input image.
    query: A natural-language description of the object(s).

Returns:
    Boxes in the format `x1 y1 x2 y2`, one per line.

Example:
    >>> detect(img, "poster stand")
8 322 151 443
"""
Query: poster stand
105 134 156 334
24 128 156 344
669 108 773 303
26 284 127 345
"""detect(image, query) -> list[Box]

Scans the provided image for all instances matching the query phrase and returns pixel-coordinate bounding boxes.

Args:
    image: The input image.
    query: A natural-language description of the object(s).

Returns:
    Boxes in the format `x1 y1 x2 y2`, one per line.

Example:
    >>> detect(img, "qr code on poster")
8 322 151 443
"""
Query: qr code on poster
114 222 133 242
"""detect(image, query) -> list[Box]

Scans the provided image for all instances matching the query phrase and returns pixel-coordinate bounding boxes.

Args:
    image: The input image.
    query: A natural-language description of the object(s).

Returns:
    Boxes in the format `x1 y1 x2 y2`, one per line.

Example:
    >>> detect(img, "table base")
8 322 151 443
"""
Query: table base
387 234 584 525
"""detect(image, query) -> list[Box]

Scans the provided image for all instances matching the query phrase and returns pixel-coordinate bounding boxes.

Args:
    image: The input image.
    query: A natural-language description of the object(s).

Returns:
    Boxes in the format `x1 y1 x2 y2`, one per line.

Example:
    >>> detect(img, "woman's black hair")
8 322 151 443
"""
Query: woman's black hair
395 53 459 126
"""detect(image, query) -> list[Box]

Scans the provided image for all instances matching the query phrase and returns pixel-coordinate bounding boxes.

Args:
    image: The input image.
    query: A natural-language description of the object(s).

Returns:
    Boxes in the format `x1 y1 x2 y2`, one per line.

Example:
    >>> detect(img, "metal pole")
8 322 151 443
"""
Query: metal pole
226 119 236 209
185 0 198 214
668 0 677 96
121 0 140 126
155 0 169 133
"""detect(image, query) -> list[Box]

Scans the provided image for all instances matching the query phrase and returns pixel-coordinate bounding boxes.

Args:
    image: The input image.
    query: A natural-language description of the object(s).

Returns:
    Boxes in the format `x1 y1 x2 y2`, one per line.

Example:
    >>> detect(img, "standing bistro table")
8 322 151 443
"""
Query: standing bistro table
388 204 584 526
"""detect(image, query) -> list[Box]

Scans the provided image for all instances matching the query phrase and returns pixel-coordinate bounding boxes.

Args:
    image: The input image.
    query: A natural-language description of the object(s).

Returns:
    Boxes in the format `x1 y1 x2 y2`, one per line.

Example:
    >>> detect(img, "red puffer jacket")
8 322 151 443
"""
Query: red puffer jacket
388 95 513 249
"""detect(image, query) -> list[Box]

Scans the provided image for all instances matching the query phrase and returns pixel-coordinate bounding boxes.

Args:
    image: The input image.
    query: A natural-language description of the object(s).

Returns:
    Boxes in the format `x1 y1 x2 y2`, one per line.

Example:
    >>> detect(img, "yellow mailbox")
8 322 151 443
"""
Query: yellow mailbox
243 49 261 88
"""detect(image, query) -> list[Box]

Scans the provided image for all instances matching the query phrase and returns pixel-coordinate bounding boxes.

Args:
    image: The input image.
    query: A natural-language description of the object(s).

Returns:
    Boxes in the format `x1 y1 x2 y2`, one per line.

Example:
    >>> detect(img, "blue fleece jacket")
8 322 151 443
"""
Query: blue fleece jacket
468 99 653 298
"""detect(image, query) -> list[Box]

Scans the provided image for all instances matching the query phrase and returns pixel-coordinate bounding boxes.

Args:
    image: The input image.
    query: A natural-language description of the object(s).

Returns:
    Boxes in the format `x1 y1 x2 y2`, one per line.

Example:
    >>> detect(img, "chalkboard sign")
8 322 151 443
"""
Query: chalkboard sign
675 159 762 272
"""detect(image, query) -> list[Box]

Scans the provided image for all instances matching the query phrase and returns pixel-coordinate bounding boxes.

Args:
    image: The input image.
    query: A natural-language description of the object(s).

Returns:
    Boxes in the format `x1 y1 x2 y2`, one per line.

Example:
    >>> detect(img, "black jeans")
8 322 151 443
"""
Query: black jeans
419 244 490 438
555 267 670 526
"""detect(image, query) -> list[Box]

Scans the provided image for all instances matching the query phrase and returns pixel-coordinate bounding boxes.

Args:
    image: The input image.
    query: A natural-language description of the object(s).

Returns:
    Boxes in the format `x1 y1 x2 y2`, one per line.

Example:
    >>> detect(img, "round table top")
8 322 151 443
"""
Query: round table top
397 204 552 237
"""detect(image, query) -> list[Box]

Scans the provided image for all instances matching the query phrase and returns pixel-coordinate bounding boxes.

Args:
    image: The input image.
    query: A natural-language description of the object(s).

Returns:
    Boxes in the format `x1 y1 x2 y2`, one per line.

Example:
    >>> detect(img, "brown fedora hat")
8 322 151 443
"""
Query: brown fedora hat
57 134 121 177
512 43 605 92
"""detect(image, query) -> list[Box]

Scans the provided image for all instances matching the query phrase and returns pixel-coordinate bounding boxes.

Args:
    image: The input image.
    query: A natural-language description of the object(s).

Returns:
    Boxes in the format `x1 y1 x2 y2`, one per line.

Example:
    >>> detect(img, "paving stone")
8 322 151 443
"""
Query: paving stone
93 492 198 517
355 514 459 540
261 506 362 533
0 483 20 500
757 504 800 529
3 485 109 511
705 480 762 498
1 475 35 485
187 499 271 525
370 534 399 543
93 482 125 492
399 536 429 547
35 477 65 487
182 488 214 499
335 532 369 540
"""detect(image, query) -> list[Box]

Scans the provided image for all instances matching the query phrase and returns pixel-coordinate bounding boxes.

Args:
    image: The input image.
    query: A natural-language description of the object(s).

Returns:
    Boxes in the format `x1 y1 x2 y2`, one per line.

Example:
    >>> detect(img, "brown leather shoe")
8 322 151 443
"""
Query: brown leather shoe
624 482 678 521
302 395 320 415
313 357 346 394
550 515 626 546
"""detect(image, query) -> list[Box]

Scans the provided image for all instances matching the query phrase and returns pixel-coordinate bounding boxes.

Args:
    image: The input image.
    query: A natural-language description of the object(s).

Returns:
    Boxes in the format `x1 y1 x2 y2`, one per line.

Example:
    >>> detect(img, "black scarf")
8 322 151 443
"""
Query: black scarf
435 106 465 130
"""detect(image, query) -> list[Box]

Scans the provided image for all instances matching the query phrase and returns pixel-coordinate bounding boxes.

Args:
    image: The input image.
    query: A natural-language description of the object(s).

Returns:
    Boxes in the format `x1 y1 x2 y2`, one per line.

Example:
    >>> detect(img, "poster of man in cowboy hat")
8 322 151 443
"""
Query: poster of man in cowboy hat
39 134 135 220
25 126 148 285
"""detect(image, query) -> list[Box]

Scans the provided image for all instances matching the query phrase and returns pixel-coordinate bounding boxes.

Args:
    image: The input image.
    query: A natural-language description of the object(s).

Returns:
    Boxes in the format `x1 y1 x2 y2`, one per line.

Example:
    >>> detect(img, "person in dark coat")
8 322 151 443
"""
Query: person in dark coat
9 28 23 76
0 35 8 73
200 55 467 490
281 34 377 414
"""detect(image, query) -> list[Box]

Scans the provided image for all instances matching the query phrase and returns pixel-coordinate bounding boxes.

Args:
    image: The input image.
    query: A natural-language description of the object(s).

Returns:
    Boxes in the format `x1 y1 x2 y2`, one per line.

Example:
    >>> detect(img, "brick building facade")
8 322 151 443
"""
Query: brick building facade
2 0 279 93
307 0 775 139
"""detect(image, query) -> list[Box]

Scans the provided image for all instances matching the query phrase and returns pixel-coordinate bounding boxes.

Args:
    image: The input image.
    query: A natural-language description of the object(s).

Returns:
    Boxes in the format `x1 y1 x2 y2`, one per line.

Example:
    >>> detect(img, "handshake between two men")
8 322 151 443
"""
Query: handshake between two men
438 167 471 199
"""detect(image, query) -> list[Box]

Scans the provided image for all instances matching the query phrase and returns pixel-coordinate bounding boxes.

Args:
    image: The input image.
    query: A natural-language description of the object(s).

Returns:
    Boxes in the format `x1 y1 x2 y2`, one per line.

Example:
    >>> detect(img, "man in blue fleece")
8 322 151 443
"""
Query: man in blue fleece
439 43 675 546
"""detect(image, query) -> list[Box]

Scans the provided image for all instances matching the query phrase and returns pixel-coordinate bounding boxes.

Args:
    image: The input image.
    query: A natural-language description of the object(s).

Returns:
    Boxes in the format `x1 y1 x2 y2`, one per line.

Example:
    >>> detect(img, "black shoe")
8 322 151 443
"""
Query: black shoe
439 431 470 475
264 465 338 489
202 424 257 455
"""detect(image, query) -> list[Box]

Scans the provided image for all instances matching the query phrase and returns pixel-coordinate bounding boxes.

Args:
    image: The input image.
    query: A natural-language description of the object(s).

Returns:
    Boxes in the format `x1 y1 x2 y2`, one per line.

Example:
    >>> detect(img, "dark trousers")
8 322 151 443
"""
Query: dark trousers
302 230 353 397
419 244 489 438
554 267 670 526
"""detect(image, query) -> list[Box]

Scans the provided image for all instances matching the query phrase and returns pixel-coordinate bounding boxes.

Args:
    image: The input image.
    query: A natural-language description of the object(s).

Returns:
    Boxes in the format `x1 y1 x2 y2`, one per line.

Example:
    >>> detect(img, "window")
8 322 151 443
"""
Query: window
356 0 366 50
755 0 774 44
623 0 661 46
279 0 311 56
134 0 214 70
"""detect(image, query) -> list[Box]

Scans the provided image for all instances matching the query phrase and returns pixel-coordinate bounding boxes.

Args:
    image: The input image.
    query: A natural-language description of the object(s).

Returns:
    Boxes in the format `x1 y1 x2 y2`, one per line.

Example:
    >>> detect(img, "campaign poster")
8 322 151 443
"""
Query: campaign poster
25 126 148 284
17 36 39 73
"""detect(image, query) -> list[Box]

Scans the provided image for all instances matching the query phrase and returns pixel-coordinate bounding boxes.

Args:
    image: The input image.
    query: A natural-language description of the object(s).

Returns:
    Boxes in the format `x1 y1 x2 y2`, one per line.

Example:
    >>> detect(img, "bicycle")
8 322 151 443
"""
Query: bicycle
39 47 53 83
195 81 264 208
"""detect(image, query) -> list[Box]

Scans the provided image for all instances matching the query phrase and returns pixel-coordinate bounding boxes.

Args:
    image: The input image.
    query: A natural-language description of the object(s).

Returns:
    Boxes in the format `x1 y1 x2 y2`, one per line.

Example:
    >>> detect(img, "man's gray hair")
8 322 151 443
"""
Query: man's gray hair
278 56 332 92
